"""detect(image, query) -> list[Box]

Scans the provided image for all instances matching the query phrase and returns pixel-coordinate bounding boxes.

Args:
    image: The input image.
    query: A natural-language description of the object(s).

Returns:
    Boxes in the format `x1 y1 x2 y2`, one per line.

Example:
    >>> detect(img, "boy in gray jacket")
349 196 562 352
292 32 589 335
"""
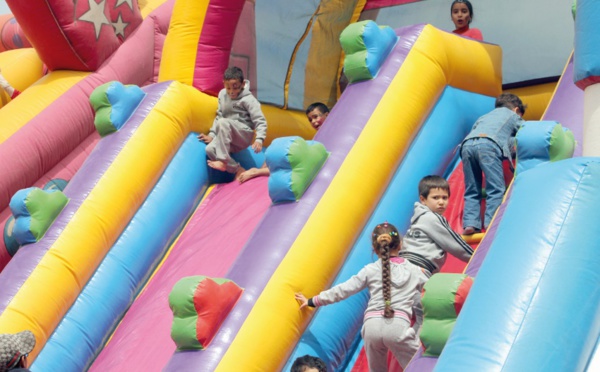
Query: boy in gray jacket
400 175 473 277
198 66 267 180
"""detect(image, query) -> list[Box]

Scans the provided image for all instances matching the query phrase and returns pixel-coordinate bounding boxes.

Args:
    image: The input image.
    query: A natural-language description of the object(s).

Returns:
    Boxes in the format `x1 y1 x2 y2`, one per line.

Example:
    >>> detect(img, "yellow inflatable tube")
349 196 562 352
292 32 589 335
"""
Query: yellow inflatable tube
216 25 502 371
158 0 208 85
0 48 44 107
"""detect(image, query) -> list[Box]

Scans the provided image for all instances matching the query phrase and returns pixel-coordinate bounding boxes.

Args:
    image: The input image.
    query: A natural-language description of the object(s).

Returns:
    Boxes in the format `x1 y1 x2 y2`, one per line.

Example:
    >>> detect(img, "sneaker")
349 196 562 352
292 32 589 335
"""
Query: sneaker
463 226 481 235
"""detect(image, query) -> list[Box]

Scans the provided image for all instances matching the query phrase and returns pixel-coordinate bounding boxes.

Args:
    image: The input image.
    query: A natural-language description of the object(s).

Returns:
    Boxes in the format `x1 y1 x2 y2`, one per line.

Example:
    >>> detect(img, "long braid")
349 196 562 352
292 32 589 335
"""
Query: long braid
380 241 394 318
372 222 401 319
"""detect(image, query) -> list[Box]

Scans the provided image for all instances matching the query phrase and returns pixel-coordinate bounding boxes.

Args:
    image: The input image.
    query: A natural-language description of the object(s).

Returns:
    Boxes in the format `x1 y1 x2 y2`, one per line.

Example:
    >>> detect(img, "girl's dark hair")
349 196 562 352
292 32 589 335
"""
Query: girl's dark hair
372 222 401 318
451 0 474 24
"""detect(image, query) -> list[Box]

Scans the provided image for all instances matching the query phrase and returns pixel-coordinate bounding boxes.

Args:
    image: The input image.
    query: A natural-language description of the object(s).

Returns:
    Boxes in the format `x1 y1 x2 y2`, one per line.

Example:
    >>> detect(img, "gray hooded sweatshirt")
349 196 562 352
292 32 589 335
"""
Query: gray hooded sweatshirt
310 258 426 321
209 79 267 143
400 202 473 275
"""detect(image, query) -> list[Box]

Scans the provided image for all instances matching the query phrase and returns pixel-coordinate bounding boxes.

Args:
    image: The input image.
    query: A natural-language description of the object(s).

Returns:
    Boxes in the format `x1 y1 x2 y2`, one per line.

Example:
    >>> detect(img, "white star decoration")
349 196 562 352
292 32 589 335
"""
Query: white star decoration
112 13 128 38
79 0 111 40
115 0 134 10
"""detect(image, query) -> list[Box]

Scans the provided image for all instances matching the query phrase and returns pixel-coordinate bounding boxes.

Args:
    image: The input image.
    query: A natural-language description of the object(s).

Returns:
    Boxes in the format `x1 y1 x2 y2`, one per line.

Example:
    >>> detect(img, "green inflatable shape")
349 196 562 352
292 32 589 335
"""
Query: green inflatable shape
169 276 242 351
289 139 329 200
420 273 471 357
339 20 397 83
340 22 372 83
90 82 115 137
169 276 206 350
169 276 205 351
549 124 576 162
27 188 69 241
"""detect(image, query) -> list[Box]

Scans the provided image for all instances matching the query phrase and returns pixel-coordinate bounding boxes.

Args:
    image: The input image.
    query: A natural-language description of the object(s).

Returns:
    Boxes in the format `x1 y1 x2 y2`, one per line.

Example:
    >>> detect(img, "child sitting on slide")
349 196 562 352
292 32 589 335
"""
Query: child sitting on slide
198 66 267 181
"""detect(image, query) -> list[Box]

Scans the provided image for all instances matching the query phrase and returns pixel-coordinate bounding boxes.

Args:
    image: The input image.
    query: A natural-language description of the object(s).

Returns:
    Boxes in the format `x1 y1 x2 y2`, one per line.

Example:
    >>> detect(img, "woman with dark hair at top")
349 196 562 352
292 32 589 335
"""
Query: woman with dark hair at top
451 0 483 41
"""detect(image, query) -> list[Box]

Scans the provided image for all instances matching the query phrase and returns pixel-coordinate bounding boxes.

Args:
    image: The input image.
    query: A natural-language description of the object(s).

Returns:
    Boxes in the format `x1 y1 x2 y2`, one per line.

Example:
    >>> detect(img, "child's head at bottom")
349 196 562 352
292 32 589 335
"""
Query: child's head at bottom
290 354 327 372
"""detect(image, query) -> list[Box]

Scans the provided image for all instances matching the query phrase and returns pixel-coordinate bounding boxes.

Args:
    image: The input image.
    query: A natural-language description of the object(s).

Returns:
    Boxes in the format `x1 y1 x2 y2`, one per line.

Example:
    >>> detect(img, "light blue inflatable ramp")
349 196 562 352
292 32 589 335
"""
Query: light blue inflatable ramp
436 157 600 371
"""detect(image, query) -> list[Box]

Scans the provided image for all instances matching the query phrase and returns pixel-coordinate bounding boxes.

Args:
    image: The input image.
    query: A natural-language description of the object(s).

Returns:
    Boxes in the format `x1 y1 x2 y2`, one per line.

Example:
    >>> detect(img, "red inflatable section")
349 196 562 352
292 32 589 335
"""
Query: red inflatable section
193 278 243 348
6 0 142 71
453 276 473 314
0 14 31 52
194 0 245 96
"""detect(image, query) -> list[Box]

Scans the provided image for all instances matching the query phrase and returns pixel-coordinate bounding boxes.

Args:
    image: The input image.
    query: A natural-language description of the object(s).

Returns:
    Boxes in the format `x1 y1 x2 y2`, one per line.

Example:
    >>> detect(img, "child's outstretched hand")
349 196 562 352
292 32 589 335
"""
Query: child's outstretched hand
198 133 213 144
252 140 262 153
295 292 308 309
377 234 392 245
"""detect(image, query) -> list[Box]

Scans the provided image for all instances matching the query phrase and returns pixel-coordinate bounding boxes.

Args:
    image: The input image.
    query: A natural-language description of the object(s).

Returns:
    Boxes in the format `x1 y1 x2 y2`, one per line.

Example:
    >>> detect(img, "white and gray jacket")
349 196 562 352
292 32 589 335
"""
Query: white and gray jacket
400 202 473 275
209 80 267 143
309 258 426 321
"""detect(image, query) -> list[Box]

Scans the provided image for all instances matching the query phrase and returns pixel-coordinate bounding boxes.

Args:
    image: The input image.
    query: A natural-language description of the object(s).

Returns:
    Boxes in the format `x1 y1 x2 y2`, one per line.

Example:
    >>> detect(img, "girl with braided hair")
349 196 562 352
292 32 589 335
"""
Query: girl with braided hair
295 222 426 371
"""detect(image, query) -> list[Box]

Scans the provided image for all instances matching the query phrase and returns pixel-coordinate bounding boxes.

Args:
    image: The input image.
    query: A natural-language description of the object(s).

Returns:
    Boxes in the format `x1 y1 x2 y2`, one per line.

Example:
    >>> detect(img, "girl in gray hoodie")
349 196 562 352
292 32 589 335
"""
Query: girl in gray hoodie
295 223 426 371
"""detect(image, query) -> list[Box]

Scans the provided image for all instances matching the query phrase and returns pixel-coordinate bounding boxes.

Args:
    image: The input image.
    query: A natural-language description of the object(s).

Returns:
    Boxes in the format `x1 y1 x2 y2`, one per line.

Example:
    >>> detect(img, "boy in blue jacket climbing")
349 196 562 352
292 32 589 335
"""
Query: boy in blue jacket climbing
460 93 526 234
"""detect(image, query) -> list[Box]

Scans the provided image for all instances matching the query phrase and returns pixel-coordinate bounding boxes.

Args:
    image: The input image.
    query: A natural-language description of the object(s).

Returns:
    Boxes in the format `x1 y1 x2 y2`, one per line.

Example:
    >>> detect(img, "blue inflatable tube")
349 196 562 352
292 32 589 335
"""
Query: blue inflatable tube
284 87 494 370
436 157 600 371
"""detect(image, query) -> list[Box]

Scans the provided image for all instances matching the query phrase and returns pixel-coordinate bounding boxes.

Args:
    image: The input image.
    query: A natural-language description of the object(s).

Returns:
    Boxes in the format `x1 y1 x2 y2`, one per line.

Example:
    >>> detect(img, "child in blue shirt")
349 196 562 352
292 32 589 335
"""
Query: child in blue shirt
460 93 526 234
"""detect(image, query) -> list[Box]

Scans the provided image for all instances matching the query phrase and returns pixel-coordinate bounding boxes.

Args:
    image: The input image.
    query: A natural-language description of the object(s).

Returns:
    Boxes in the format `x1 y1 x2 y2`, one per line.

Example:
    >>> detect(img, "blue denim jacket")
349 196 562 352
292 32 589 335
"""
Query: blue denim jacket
460 107 523 160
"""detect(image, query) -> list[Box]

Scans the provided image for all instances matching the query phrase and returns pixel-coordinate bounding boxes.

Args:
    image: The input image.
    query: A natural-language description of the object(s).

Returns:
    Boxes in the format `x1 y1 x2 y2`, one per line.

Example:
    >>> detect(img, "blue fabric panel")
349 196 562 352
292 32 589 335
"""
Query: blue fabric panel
32 134 210 372
266 137 296 203
436 158 600 371
283 87 494 370
8 187 31 216
515 121 555 174
362 22 398 78
12 215 34 245
9 188 35 245
107 83 146 131
574 0 600 84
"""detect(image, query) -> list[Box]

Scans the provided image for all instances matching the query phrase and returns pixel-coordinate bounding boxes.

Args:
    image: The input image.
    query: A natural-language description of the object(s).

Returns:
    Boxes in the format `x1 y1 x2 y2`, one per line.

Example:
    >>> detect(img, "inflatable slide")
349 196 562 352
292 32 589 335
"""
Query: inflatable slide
418 4 600 370
1 0 594 371
86 23 500 372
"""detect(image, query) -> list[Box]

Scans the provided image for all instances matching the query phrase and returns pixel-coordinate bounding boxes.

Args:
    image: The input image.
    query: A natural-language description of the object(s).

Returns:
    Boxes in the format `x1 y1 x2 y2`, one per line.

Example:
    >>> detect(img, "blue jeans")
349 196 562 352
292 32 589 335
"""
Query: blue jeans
461 138 505 229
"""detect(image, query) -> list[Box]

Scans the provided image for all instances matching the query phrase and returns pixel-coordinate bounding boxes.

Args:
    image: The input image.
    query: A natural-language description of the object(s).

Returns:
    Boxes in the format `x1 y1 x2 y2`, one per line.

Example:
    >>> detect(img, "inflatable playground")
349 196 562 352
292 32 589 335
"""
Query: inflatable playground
0 0 598 371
